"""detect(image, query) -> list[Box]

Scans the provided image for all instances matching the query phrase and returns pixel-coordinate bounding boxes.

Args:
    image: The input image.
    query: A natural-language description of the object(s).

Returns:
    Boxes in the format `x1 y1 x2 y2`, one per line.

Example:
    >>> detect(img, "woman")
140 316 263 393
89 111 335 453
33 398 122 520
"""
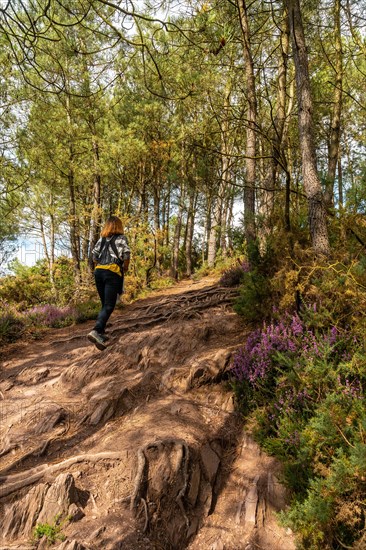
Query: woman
87 216 130 350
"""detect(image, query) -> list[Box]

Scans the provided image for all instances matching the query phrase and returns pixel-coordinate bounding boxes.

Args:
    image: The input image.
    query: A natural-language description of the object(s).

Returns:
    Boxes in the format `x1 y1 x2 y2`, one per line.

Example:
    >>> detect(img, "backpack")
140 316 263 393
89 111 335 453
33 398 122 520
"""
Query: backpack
99 235 124 270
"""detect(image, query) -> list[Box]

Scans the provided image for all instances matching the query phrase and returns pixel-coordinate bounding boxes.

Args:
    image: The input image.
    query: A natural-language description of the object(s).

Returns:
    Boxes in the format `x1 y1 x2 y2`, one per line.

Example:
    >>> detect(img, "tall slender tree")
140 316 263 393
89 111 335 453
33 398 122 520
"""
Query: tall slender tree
286 0 330 256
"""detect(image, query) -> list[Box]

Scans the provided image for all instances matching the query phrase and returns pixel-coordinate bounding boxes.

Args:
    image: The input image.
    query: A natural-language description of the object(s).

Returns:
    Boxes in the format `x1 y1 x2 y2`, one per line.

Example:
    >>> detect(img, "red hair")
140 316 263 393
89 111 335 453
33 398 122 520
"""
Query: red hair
101 216 124 237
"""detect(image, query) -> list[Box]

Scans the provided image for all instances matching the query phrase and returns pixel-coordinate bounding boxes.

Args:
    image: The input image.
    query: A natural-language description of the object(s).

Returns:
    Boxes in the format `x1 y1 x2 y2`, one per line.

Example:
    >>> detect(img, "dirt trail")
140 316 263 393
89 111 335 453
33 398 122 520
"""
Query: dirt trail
0 277 295 550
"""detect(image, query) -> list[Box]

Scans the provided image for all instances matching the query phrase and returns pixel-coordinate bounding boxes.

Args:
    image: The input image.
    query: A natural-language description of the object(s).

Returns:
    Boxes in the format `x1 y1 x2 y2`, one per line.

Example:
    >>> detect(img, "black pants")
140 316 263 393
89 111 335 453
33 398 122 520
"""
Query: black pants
94 268 123 333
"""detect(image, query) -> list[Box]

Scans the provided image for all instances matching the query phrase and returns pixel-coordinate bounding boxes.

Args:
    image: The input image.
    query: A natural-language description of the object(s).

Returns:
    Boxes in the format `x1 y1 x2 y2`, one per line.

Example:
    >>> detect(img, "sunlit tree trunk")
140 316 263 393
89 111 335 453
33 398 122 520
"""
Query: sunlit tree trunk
87 130 102 270
49 203 56 291
171 183 185 279
207 90 232 266
171 142 186 279
66 95 82 284
338 156 343 206
153 182 161 271
258 9 290 243
286 0 330 256
185 186 196 277
238 0 257 246
325 0 343 209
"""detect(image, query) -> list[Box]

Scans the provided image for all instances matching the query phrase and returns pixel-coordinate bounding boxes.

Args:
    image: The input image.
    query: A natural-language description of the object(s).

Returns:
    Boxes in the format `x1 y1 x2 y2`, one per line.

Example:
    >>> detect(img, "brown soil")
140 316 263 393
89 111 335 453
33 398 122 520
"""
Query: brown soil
0 277 296 550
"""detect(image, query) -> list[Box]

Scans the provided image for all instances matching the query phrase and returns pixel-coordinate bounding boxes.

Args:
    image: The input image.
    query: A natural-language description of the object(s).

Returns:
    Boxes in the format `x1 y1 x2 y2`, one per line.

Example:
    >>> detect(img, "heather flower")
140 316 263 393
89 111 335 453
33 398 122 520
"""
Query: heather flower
232 310 347 390
27 304 77 328
337 375 363 400
232 314 306 387
219 259 251 287
284 430 300 447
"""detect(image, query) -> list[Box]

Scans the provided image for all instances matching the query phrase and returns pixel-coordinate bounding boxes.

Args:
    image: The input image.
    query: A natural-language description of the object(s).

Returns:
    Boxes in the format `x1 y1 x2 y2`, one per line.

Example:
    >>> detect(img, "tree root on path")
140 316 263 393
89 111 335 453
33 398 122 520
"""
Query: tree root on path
130 438 190 530
0 452 121 499
111 292 239 336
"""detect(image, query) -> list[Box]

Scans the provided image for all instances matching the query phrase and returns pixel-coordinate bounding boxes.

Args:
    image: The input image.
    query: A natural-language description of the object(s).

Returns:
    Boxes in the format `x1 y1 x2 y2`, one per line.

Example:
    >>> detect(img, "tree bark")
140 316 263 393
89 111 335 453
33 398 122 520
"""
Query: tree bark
185 187 196 277
238 0 257 246
66 95 81 284
171 184 185 280
324 0 343 209
338 156 343 206
286 0 330 256
88 132 102 271
259 10 289 225
207 89 233 266
171 142 186 281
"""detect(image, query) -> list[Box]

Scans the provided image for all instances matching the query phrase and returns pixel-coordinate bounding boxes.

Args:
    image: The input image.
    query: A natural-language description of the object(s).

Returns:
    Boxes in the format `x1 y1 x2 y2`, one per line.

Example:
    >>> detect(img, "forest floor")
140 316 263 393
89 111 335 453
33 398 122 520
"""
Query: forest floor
0 276 296 550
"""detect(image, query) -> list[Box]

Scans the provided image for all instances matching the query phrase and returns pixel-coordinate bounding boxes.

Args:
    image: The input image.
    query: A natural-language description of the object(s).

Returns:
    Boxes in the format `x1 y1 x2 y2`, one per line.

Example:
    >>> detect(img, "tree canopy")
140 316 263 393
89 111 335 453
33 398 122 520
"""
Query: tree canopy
0 0 365 276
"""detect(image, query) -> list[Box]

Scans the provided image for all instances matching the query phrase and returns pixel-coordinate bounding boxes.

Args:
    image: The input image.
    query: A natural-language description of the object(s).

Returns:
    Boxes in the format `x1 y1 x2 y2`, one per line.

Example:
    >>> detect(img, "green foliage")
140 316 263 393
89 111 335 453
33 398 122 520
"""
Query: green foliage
234 240 278 322
0 305 27 345
0 260 53 308
32 515 66 545
0 257 80 309
148 275 176 290
232 257 366 548
27 304 77 328
219 259 249 287
73 299 100 322
52 258 80 305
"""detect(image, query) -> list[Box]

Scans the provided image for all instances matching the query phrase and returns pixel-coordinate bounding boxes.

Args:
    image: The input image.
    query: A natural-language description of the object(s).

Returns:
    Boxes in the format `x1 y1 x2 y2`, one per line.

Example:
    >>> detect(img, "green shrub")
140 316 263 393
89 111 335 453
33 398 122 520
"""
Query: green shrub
234 240 278 322
219 260 250 287
231 303 366 548
0 307 26 344
32 515 66 545
149 275 176 290
74 299 100 322
27 304 77 328
0 270 53 308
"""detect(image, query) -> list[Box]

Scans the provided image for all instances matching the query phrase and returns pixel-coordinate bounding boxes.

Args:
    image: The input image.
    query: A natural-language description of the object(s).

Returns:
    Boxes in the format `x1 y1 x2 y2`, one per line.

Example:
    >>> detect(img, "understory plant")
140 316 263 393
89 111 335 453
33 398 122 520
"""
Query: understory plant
219 259 250 287
232 259 366 549
32 514 68 545
0 300 100 346
27 304 78 328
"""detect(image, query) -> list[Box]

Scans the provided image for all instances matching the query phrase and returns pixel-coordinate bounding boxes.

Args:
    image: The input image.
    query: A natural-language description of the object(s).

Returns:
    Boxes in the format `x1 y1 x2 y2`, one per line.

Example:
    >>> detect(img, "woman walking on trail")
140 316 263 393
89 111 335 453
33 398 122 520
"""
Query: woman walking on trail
88 216 130 350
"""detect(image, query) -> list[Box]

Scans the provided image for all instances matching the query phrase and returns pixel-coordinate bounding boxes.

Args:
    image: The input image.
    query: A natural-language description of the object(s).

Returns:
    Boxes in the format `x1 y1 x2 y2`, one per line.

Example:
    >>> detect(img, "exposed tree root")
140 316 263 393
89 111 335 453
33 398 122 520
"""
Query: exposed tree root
130 438 190 513
0 452 121 499
175 441 190 528
130 445 146 511
111 289 239 337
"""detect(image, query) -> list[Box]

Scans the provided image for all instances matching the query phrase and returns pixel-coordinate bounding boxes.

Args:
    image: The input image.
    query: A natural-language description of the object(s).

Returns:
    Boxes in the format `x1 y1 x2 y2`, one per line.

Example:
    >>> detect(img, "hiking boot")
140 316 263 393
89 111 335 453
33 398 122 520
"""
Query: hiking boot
87 330 107 351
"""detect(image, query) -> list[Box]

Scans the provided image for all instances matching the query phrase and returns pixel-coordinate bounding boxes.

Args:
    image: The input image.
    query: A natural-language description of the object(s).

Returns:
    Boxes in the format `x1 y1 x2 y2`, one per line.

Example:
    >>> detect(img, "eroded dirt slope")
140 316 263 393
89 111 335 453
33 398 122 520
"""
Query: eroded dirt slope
0 277 295 550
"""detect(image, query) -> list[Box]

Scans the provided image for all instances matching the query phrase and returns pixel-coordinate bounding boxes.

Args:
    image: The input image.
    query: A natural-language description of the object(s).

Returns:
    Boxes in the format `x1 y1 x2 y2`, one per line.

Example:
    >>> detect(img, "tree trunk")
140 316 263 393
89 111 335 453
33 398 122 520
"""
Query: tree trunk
207 89 233 266
238 0 257 246
171 183 185 280
66 96 81 284
88 133 102 272
153 183 161 271
68 168 81 284
219 139 231 257
324 0 343 209
207 213 217 267
204 196 211 264
286 0 330 256
49 203 56 292
226 191 235 253
258 10 289 230
164 190 171 250
185 188 196 277
338 156 343 206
